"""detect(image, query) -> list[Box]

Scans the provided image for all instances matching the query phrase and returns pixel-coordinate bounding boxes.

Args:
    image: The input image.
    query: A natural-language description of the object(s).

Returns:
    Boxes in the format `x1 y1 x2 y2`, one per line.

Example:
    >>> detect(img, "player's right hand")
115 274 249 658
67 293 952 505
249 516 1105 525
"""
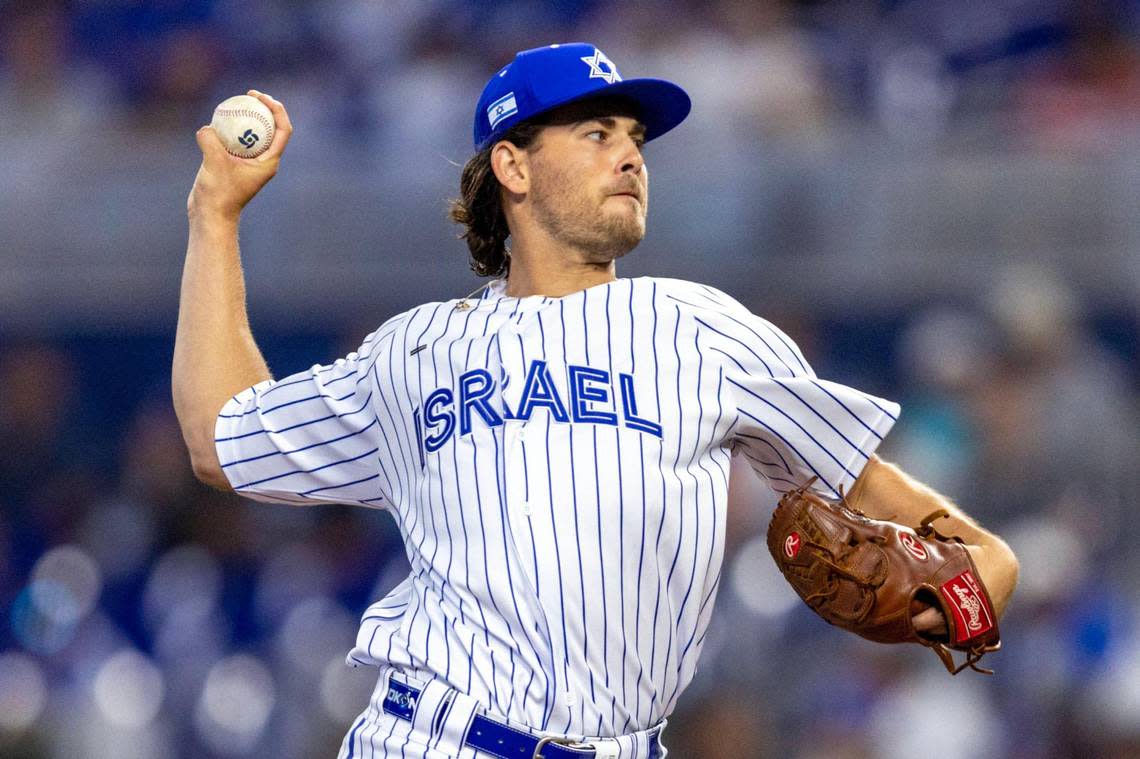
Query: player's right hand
187 90 294 220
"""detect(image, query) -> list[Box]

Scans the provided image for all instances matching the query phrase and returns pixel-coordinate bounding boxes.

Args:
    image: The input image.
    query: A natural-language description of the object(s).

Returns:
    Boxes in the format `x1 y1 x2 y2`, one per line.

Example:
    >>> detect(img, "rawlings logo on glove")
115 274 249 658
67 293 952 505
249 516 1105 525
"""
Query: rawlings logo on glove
767 480 1001 675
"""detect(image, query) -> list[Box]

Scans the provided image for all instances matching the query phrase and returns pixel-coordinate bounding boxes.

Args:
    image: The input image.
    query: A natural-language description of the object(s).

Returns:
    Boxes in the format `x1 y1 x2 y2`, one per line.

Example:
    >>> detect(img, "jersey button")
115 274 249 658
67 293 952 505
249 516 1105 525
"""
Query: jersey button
520 502 532 516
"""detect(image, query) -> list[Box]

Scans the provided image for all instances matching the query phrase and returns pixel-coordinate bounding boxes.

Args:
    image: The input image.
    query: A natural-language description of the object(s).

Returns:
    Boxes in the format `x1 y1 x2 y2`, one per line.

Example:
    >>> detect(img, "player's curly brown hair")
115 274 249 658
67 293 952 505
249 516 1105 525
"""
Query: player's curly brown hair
448 122 546 278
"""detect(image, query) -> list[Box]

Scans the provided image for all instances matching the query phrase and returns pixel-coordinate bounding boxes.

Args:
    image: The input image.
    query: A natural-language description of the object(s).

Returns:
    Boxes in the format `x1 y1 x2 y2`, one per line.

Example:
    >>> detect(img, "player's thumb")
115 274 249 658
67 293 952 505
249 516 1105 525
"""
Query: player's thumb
195 126 227 161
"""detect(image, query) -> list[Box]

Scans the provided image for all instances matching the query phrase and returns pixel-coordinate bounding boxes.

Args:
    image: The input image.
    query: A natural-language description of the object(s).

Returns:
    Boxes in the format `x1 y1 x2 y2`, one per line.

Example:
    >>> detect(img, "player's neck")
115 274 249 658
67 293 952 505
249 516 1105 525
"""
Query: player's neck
503 244 617 299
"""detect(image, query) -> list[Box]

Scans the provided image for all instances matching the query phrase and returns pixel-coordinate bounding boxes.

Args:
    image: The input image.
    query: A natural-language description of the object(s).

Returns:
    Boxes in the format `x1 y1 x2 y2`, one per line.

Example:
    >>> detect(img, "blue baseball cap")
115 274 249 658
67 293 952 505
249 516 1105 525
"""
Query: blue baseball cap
473 42 691 151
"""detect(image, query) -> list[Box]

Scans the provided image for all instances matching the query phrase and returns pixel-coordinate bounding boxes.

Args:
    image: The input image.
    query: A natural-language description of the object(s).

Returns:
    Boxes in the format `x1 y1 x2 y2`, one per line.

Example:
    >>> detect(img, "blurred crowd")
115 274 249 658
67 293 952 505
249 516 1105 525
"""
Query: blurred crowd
2 0 1140 758
3 0 1140 147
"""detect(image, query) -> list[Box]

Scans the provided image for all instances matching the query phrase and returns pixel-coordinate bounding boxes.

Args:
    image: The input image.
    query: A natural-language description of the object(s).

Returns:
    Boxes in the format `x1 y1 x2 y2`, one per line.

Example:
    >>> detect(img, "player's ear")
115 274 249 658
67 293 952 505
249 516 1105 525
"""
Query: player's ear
490 141 529 195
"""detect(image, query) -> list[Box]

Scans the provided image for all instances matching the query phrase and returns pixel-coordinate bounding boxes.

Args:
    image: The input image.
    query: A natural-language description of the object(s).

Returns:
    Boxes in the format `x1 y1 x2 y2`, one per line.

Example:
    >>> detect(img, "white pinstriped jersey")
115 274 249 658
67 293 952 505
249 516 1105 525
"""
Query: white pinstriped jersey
215 276 899 740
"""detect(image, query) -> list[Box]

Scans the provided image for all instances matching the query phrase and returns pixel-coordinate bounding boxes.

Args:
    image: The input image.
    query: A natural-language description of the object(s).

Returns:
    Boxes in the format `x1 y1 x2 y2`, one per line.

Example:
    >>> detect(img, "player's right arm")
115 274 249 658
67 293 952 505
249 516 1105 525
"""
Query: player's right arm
173 90 293 490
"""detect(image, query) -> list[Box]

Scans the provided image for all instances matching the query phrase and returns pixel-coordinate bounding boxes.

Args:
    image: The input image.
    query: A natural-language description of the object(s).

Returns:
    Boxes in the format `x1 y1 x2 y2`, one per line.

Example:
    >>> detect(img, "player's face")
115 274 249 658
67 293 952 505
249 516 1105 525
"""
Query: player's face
526 105 649 263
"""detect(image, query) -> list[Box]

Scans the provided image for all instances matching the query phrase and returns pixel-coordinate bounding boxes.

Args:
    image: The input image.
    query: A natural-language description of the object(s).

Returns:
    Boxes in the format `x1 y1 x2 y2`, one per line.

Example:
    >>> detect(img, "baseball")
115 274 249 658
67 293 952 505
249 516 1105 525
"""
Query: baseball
210 95 275 158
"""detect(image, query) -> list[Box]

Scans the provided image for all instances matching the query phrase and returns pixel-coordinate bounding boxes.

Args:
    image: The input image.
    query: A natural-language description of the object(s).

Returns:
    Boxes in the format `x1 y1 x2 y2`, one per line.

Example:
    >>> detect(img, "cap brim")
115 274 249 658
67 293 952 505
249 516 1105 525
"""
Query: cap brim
596 78 691 142
554 78 692 143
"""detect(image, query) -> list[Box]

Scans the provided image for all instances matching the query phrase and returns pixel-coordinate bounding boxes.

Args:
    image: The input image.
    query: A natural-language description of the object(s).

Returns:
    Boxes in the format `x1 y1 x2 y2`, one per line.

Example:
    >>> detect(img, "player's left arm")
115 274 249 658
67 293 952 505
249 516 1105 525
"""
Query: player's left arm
848 455 1020 621
693 284 1019 628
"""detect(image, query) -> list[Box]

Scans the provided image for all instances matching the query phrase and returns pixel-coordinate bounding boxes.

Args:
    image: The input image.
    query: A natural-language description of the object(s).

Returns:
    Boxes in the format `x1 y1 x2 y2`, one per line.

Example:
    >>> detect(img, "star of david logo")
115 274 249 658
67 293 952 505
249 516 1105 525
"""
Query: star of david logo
580 48 621 84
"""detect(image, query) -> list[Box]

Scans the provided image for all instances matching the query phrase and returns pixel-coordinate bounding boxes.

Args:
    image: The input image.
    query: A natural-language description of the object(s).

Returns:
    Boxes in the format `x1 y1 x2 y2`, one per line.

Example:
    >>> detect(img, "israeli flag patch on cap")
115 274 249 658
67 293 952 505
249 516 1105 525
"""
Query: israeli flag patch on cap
487 92 518 130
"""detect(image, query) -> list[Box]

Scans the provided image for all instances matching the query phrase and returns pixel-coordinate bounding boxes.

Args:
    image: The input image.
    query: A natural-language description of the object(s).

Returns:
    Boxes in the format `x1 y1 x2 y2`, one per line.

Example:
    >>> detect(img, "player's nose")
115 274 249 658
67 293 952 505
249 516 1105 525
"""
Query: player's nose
616 136 644 176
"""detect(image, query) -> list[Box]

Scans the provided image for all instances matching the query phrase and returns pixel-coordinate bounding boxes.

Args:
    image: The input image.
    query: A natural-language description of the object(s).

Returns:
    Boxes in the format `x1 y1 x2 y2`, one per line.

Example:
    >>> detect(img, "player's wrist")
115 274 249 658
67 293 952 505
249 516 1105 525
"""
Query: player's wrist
187 191 243 225
964 542 1019 616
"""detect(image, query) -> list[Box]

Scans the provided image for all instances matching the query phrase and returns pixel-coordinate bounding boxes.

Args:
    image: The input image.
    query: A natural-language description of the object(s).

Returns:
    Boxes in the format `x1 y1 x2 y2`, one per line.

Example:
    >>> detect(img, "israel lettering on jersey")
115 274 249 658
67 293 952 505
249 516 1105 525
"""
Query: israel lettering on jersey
214 277 899 753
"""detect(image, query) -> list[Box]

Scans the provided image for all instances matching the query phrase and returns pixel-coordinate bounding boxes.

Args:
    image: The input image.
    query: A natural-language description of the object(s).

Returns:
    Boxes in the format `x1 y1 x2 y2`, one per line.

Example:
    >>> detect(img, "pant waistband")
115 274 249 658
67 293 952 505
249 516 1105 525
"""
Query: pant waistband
376 669 665 759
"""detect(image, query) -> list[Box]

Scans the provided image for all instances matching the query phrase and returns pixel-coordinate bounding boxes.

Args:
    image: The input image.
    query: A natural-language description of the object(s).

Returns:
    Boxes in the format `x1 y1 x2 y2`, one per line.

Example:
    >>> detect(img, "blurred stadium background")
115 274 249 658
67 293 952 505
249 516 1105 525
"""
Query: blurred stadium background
1 0 1139 757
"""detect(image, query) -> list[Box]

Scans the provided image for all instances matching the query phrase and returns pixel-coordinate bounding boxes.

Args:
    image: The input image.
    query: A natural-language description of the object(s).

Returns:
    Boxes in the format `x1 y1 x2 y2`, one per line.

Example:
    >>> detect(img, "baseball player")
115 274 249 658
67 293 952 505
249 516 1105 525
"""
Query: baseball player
173 43 1019 758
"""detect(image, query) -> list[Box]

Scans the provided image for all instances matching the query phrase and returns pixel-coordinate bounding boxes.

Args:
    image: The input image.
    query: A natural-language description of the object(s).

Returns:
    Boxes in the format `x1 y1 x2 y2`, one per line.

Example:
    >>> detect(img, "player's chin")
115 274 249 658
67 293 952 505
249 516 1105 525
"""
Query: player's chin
603 217 645 247
605 228 645 260
602 204 646 235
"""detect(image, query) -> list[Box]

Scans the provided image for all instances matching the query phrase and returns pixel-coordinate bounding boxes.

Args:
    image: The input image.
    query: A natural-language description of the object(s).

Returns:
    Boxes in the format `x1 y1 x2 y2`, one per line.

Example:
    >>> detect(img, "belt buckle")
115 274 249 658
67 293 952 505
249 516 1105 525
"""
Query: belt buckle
533 735 578 759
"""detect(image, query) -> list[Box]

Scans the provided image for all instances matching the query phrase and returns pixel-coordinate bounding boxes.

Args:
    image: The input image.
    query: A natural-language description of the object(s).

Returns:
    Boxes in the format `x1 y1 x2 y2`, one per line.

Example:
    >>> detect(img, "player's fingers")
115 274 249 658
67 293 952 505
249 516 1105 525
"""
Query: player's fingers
247 89 293 160
912 607 948 637
248 90 293 133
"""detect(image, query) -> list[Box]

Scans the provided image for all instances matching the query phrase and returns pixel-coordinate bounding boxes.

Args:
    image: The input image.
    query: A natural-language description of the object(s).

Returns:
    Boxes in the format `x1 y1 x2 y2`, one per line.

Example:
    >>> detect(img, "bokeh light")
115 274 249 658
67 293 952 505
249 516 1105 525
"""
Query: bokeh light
30 544 102 625
154 595 228 663
0 651 48 731
277 596 355 676
11 545 103 654
92 649 165 728
319 655 378 724
11 586 77 654
143 544 223 632
195 655 276 755
1085 630 1140 738
1005 516 1089 606
868 675 1000 759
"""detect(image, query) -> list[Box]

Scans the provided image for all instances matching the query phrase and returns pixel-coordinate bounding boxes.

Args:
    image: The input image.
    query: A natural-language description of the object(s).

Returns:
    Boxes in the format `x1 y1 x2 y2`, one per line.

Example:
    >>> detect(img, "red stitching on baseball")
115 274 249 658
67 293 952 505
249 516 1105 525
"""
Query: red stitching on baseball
215 107 274 154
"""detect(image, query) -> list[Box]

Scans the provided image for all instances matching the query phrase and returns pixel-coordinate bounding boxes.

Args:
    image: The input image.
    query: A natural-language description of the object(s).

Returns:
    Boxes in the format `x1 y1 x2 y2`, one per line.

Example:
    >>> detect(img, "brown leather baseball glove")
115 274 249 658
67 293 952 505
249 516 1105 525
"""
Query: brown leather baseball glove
767 480 1001 674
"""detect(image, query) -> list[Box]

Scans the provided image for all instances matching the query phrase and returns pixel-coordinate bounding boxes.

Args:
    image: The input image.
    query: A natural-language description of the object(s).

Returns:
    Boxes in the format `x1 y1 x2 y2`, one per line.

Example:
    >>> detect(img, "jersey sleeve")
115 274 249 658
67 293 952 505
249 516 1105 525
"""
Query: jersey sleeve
213 327 395 508
694 286 900 499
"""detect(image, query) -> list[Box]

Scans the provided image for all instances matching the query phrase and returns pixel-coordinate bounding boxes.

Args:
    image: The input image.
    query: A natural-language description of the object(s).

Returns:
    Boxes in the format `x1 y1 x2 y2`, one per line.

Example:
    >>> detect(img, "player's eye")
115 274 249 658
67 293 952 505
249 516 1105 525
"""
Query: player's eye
586 130 606 142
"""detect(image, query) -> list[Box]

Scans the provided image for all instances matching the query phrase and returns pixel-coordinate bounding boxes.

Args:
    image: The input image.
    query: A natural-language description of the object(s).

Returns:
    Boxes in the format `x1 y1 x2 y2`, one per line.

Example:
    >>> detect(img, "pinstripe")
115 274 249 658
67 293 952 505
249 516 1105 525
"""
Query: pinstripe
768 377 870 455
646 297 673 724
514 330 555 729
693 317 774 377
632 281 660 728
215 393 372 442
425 304 462 680
345 714 366 759
612 283 631 732
670 328 707 672
690 286 811 375
441 304 485 695
484 329 526 719
667 349 721 711
406 304 448 681
214 277 899 752
453 300 503 697
460 300 517 711
232 446 379 489
559 299 594 731
808 378 885 439
655 305 686 706
729 377 862 482
863 392 900 421
534 307 570 732
736 408 840 495
220 418 379 468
